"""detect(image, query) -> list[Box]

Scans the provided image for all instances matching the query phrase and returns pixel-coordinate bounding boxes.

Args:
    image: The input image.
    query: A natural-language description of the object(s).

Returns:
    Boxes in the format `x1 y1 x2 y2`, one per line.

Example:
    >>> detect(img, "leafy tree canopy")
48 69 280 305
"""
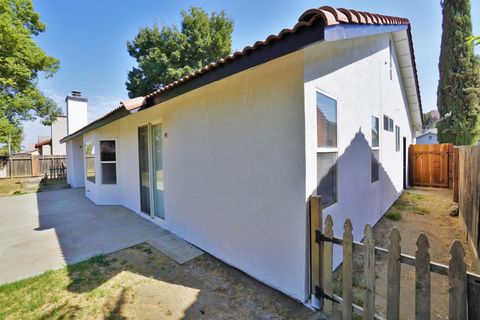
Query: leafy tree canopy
0 0 61 152
126 6 234 97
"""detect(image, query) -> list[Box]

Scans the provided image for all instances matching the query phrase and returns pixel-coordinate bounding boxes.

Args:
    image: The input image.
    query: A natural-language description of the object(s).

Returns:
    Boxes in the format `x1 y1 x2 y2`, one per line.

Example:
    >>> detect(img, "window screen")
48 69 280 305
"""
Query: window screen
383 115 394 132
371 150 380 182
372 116 379 148
395 126 400 152
100 140 117 184
102 163 117 184
85 141 95 183
100 140 116 161
317 92 337 148
317 152 337 207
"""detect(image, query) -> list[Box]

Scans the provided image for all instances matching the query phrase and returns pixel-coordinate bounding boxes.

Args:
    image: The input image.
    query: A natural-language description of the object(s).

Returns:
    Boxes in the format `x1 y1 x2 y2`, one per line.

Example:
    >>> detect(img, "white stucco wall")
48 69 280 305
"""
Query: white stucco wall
66 97 88 135
78 52 309 300
66 137 84 188
303 33 415 266
51 116 67 155
67 30 419 302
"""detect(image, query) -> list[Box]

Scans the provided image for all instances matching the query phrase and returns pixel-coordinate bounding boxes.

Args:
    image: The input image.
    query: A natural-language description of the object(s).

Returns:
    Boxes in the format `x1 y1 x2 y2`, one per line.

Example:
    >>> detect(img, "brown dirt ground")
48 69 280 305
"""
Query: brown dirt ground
332 187 479 320
2 242 325 320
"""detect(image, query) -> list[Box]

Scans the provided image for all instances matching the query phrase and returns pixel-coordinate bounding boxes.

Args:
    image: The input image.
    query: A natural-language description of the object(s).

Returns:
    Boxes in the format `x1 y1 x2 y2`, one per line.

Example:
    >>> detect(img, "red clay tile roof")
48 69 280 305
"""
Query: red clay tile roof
145 6 411 100
61 6 421 143
35 138 52 149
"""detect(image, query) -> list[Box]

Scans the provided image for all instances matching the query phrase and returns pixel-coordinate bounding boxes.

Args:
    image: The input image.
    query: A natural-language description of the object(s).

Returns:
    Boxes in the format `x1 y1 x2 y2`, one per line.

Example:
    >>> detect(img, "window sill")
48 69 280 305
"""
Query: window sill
317 148 338 153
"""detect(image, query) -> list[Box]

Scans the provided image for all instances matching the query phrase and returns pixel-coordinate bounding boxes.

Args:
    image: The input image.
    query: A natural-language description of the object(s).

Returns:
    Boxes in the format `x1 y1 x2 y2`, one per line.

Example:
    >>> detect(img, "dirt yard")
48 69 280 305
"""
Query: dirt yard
333 187 479 320
0 243 322 320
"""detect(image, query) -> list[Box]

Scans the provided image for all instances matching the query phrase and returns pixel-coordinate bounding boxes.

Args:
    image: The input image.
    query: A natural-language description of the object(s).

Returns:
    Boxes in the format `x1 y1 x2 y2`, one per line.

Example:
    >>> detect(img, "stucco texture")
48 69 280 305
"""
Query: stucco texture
79 52 309 300
303 32 414 266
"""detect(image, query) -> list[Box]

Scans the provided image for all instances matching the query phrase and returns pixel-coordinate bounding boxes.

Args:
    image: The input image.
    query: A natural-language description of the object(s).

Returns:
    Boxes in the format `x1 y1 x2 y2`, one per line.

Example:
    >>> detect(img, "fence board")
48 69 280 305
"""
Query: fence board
0 155 66 179
415 233 430 320
409 143 452 188
323 215 334 315
363 224 375 320
449 240 467 320
457 146 480 263
309 195 322 306
308 196 480 319
387 228 401 320
342 219 353 320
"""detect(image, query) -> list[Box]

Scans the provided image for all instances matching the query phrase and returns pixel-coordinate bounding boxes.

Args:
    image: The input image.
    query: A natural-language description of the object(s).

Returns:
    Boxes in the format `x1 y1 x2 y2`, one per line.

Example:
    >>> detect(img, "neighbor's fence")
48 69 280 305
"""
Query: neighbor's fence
455 146 480 264
309 196 480 320
0 155 66 179
408 143 454 188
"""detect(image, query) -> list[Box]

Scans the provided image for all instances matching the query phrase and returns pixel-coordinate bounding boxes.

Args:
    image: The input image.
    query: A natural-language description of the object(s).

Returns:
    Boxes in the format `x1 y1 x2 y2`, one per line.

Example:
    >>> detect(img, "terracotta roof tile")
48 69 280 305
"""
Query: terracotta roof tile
61 6 422 142
145 7 411 100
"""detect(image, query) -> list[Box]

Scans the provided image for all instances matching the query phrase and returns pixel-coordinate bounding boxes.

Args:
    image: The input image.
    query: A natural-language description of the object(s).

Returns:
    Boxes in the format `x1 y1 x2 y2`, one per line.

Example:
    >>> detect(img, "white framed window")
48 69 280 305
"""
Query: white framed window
316 90 337 208
395 126 400 152
371 150 380 183
371 116 380 183
371 116 379 148
100 140 117 184
84 141 95 183
383 115 394 132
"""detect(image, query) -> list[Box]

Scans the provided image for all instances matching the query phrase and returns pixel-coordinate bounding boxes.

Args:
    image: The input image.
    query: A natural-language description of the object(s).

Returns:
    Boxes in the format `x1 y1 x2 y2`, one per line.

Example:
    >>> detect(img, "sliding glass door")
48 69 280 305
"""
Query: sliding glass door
138 123 164 219
152 124 164 219
138 126 151 215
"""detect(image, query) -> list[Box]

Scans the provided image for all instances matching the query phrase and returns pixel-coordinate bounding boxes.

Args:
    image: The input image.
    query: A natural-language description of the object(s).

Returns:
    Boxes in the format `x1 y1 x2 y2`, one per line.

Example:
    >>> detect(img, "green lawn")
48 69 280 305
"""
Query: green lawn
0 178 68 196
0 178 22 196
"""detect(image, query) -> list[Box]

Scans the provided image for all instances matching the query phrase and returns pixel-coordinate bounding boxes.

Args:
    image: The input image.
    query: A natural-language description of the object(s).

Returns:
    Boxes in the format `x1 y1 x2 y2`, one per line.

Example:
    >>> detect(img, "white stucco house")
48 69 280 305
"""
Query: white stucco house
416 128 438 144
61 6 423 303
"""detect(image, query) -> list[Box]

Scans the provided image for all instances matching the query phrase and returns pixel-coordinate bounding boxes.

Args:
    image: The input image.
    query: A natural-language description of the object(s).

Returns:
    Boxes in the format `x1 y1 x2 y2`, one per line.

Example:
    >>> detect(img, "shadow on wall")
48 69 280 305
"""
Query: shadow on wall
315 130 401 265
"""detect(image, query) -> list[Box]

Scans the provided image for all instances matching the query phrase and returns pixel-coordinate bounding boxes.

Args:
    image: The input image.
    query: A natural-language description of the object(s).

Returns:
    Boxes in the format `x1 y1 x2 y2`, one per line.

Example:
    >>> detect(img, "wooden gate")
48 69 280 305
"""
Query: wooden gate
409 143 453 188
310 196 480 319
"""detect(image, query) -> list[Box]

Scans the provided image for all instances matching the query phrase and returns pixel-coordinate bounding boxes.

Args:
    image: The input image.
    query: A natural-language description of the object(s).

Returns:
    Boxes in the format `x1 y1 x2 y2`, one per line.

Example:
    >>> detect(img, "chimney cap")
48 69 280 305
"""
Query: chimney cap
65 91 88 102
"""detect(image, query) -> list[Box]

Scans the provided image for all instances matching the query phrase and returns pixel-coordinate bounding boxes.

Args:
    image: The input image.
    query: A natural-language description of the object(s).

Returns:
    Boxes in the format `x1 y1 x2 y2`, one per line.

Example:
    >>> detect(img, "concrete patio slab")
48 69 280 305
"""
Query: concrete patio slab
0 188 203 285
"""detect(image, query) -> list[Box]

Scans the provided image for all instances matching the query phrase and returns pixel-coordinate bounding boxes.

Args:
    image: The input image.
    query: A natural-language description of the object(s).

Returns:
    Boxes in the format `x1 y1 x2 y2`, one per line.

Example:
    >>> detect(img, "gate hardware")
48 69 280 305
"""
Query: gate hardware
315 286 339 304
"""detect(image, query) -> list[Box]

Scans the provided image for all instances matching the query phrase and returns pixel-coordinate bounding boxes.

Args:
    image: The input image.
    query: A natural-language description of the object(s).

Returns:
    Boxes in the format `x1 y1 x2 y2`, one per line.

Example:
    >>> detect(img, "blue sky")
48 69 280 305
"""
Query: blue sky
24 0 480 148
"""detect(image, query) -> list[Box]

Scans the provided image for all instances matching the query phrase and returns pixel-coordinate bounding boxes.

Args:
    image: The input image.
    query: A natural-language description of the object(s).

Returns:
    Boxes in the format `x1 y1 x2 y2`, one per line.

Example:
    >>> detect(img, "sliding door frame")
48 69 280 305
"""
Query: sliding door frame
138 121 164 220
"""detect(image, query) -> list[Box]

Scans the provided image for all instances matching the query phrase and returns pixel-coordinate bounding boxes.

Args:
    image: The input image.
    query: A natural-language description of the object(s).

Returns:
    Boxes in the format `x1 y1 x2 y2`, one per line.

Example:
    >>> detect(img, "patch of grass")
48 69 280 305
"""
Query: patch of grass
385 210 402 221
413 207 429 215
408 192 425 201
393 199 415 211
0 178 22 196
352 295 364 307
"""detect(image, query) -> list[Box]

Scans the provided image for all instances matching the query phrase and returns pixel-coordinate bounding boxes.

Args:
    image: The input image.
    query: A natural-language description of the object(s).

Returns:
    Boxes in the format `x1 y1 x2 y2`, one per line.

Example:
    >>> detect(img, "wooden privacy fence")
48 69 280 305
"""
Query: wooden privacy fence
39 155 67 179
0 155 66 179
310 196 480 320
456 146 480 264
409 143 454 188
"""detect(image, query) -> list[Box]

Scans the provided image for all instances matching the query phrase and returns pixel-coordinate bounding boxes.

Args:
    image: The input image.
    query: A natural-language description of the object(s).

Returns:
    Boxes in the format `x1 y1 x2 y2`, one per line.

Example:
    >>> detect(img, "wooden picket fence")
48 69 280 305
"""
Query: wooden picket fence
310 196 480 320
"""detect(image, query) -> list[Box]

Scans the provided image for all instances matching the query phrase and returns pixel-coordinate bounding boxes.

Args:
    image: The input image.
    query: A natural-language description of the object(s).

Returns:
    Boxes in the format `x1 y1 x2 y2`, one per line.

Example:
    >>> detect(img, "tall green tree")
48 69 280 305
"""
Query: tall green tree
437 0 480 145
126 7 234 97
0 0 61 153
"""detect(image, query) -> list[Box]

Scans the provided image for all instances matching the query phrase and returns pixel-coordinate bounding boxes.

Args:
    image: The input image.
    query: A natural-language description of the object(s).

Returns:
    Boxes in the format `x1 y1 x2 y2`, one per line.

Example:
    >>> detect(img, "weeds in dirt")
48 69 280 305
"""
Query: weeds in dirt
413 207 429 215
385 210 402 221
